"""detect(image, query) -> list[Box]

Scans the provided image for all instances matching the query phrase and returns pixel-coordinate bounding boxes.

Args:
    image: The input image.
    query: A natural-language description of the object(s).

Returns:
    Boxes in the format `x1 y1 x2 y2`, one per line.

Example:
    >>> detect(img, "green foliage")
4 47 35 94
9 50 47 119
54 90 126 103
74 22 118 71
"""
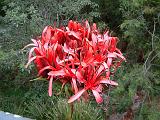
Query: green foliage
1 0 100 50
119 0 160 49
0 78 52 112
94 0 122 32
134 98 160 120
107 64 160 119
0 0 160 119
26 99 102 120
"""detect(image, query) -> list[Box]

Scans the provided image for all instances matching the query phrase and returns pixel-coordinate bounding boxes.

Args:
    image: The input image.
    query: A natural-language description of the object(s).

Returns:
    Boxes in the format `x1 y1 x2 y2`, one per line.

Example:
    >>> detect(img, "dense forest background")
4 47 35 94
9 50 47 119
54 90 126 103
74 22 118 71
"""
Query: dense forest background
0 0 160 120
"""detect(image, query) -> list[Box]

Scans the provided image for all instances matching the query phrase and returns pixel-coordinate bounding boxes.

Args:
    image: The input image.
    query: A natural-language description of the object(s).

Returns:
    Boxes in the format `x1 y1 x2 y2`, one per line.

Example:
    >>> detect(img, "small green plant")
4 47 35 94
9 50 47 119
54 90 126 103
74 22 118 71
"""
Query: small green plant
26 98 103 120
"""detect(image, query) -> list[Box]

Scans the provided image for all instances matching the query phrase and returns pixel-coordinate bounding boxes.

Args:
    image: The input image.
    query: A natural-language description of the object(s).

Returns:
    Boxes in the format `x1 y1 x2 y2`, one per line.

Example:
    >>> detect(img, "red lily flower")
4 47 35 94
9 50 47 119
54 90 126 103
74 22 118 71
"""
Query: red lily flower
25 20 125 104
68 65 118 103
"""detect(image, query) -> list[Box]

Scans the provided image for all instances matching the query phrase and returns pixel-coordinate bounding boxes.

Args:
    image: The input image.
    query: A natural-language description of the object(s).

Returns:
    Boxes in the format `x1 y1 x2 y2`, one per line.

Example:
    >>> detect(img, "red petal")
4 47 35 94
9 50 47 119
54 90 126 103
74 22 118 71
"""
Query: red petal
52 42 59 67
63 43 75 56
95 85 103 93
28 47 37 60
100 79 118 86
68 20 74 30
107 58 112 68
104 31 109 41
42 26 54 45
102 62 109 70
47 47 54 64
48 69 67 77
83 47 94 64
94 54 106 62
86 20 90 38
107 53 117 58
38 66 55 76
22 43 36 50
106 71 110 78
115 48 122 55
68 89 86 103
31 39 38 46
71 78 78 93
73 21 78 31
109 37 117 52
48 76 53 96
92 23 97 31
25 56 38 68
97 65 104 77
114 52 126 61
92 90 103 104
71 69 85 83
76 71 85 83
92 33 97 46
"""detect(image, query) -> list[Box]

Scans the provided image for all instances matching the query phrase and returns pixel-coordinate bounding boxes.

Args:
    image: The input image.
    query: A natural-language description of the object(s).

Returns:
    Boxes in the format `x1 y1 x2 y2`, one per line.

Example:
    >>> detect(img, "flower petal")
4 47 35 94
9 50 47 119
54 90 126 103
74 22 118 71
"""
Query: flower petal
48 69 67 77
68 89 86 103
100 79 118 86
96 64 104 77
92 90 103 103
114 52 126 61
107 58 112 68
107 53 117 58
71 78 78 93
48 76 53 96
22 43 36 50
38 65 55 76
28 47 37 60
25 56 37 68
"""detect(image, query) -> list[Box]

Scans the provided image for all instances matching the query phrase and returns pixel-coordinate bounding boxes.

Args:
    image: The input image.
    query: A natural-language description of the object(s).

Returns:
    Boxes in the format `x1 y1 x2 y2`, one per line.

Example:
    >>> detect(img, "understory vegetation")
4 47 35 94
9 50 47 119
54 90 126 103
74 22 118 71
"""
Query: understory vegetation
0 0 160 120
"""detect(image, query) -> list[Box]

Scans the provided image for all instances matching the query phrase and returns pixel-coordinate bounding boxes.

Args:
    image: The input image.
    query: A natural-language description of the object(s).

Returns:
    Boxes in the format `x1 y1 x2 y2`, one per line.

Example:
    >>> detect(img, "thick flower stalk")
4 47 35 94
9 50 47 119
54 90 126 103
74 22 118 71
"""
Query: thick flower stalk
25 20 125 104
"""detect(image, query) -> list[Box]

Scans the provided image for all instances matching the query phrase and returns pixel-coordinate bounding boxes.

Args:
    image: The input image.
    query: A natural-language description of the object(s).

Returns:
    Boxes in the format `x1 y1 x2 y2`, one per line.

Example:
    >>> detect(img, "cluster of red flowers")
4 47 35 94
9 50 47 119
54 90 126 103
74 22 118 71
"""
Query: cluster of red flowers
25 20 125 104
